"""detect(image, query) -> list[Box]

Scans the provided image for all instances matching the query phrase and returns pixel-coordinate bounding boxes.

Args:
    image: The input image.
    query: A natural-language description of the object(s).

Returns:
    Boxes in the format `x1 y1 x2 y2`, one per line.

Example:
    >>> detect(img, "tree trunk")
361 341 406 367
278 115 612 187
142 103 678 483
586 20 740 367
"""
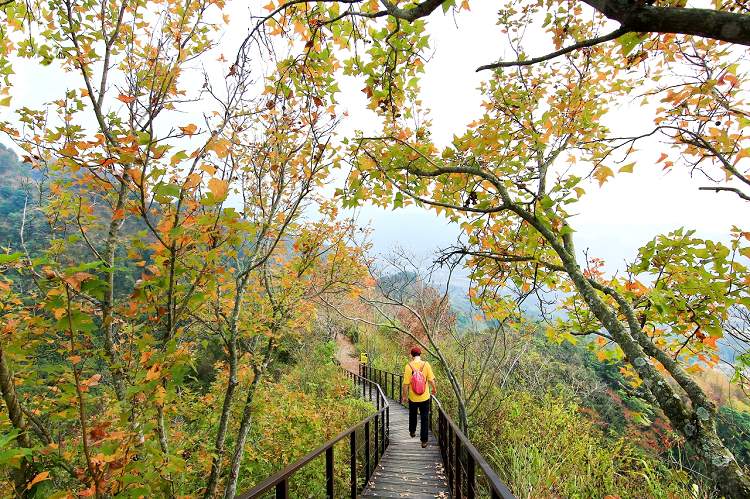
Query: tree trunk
0 346 32 492
222 373 263 499
204 339 239 498
559 245 750 498
101 181 128 403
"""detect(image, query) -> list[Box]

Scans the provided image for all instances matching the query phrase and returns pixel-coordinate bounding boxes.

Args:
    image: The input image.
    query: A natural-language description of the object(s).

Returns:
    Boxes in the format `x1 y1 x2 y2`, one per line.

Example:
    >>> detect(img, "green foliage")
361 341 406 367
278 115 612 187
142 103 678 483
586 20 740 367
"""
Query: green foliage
716 407 750 468
477 392 707 499
224 340 371 496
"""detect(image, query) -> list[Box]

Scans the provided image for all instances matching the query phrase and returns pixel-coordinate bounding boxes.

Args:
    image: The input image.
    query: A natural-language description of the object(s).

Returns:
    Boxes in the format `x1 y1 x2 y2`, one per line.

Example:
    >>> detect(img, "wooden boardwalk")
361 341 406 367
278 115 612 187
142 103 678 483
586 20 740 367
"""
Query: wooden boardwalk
360 399 449 498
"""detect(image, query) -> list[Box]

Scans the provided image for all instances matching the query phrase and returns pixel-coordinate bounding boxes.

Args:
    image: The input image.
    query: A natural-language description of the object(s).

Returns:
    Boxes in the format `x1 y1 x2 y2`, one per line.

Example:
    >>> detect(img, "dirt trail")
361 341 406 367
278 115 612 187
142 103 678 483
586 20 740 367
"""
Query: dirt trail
335 333 360 372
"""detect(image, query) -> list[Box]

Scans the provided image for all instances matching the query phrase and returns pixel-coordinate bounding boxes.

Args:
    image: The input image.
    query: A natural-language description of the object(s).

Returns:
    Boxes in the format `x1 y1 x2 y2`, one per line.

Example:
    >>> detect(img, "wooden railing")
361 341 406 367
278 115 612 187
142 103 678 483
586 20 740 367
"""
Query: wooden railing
361 364 516 499
236 367 389 498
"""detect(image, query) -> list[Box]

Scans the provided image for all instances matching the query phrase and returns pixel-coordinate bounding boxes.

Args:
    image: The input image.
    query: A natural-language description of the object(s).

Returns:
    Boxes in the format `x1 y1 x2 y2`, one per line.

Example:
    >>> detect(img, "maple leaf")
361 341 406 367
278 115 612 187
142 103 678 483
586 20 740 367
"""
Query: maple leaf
184 173 202 189
593 165 614 186
702 335 719 348
208 178 229 201
116 94 136 104
26 472 50 490
145 363 162 381
180 123 198 136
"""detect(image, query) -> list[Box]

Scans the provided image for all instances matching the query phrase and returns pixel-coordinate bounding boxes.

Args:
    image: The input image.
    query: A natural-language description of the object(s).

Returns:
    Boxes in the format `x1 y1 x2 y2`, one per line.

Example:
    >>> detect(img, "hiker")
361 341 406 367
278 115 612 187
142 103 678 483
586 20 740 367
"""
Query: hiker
401 346 437 448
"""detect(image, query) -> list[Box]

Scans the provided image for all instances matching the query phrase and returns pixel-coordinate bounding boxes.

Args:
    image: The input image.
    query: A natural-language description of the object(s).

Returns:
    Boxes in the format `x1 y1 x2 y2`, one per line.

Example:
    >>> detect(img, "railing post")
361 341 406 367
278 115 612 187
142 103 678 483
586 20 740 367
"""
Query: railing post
447 424 454 494
374 414 379 468
368 377 372 401
381 407 386 454
454 431 462 499
350 430 357 498
326 446 334 499
467 451 476 499
365 420 371 481
386 406 390 447
276 478 288 499
440 412 447 463
429 397 433 431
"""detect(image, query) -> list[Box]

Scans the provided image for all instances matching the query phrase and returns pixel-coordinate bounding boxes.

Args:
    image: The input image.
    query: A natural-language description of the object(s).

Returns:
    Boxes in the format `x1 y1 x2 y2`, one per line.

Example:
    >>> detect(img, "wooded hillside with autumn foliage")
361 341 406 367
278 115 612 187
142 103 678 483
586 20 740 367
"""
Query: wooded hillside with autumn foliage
1 0 750 497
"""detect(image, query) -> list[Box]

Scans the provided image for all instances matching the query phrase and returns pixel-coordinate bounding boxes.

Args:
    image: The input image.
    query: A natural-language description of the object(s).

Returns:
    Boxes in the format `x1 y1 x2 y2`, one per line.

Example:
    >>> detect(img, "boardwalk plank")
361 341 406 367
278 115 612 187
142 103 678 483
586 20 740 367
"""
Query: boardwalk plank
360 398 449 498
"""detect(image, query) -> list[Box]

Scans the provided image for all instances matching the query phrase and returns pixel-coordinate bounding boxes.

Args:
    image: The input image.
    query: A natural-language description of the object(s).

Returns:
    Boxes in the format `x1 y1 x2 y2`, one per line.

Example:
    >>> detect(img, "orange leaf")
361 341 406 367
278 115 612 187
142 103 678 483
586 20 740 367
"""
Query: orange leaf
79 485 96 497
208 138 231 158
703 335 719 348
657 152 668 163
145 363 161 381
724 74 739 86
83 374 102 388
184 173 201 190
180 123 198 136
117 94 136 104
208 178 229 201
27 471 50 490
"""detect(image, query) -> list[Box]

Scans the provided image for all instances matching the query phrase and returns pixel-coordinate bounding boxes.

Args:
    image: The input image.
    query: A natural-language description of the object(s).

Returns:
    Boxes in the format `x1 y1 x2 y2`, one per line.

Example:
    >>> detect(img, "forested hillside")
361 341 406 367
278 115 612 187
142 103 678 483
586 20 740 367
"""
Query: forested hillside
1 0 750 497
0 143 45 252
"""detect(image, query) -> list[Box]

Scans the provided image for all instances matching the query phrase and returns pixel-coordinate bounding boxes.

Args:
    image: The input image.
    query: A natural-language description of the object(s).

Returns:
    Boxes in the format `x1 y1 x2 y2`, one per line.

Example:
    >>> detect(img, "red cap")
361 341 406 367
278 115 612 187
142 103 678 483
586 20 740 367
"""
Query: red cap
410 346 421 357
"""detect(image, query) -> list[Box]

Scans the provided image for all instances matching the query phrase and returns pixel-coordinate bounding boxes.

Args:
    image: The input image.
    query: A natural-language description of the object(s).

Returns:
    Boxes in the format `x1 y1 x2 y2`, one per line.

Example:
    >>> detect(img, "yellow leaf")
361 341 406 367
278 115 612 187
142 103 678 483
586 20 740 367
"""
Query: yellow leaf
184 173 201 189
593 165 614 186
27 471 50 490
618 162 635 174
208 178 229 201
208 138 231 158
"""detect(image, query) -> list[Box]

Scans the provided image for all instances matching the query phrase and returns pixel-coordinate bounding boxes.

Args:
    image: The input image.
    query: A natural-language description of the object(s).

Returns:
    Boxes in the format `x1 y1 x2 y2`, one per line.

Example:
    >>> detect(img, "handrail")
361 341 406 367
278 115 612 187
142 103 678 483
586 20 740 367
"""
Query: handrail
361 364 516 499
236 367 389 498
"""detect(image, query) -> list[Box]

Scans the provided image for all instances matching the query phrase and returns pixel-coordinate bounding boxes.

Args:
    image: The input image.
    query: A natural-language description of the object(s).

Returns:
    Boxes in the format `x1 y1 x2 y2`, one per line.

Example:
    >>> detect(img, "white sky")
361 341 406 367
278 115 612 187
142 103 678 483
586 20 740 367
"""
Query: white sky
2 0 747 278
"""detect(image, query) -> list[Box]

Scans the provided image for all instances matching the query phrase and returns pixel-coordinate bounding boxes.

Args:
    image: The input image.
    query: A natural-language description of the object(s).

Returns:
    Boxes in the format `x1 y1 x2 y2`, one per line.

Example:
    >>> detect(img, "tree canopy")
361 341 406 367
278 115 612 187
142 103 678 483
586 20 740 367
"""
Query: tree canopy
1 0 750 496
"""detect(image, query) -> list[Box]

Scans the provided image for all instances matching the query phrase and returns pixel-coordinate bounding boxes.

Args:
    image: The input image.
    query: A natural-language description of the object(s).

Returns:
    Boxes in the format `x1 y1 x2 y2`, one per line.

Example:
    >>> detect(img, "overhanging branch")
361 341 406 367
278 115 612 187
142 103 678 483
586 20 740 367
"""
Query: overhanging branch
477 27 629 72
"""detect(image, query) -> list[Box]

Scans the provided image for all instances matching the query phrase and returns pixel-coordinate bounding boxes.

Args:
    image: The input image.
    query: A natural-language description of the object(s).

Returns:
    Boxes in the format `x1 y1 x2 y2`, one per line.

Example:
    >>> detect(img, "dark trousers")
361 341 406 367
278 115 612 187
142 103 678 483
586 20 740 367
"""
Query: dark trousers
408 399 430 443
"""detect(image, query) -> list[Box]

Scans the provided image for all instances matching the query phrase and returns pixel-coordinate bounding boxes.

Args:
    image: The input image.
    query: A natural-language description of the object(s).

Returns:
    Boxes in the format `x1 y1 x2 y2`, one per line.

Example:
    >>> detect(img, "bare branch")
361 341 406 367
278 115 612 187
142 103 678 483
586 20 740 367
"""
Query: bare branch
477 27 629 72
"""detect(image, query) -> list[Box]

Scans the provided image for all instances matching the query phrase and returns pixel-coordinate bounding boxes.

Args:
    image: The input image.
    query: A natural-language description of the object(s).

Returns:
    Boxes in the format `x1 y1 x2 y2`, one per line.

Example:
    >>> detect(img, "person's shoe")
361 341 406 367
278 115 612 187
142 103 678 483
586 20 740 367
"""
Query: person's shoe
421 442 428 448
410 432 416 438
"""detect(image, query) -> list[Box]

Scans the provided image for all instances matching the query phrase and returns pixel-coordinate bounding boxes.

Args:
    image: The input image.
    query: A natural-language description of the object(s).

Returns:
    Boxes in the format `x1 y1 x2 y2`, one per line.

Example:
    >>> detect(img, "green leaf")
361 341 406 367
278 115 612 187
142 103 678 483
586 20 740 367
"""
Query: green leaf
618 162 635 174
393 192 404 209
0 253 23 264
441 0 456 13
154 183 181 199
617 32 646 57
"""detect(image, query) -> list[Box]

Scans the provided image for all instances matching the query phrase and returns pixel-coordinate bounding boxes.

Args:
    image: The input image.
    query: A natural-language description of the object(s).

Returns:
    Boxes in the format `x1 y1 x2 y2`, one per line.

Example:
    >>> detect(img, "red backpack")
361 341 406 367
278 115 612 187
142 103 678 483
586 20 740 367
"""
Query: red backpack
409 362 426 395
